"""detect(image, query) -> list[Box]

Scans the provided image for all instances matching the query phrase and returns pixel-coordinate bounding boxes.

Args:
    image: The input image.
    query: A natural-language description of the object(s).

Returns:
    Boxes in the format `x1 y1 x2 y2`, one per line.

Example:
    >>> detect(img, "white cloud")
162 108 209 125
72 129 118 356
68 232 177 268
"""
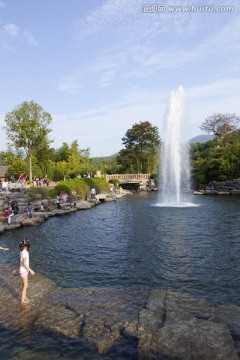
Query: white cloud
50 76 240 156
0 23 39 53
3 23 19 37
75 0 140 36
24 30 39 47
70 1 239 92
57 73 82 94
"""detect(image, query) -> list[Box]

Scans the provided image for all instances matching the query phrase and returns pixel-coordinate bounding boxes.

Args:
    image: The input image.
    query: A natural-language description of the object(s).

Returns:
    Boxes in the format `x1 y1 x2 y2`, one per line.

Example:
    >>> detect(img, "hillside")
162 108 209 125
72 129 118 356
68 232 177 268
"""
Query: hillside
189 135 214 143
91 153 118 163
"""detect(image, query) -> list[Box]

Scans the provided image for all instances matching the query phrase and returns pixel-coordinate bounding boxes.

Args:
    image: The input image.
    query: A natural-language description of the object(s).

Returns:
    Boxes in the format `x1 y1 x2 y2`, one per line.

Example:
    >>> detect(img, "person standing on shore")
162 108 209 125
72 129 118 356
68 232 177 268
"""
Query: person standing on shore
90 187 96 199
19 173 25 187
13 239 35 304
56 195 61 209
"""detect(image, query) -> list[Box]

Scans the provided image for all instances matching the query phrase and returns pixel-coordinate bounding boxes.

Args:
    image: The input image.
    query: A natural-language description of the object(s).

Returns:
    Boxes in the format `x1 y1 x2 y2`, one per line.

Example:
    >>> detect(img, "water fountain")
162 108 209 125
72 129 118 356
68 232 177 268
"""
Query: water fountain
155 86 196 207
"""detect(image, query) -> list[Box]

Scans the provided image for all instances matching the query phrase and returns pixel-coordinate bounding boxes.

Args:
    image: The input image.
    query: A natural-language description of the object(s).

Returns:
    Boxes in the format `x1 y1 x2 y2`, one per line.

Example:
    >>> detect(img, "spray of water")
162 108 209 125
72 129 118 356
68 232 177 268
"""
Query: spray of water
155 86 197 207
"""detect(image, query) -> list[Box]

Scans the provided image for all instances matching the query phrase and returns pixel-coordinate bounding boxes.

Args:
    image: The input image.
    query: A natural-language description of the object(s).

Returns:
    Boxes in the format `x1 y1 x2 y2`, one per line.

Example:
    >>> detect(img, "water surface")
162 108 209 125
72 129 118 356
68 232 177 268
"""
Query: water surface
1 192 240 358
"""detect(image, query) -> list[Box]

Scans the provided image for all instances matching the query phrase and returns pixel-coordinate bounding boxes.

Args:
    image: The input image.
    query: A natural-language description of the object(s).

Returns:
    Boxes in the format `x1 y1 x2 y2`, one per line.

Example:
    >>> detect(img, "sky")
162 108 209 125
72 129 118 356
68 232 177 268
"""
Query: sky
0 0 239 157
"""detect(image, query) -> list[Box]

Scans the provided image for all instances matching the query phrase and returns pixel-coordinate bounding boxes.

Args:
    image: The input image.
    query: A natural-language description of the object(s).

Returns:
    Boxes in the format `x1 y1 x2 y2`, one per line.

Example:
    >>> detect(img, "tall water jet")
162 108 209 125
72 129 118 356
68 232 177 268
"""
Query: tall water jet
158 86 192 206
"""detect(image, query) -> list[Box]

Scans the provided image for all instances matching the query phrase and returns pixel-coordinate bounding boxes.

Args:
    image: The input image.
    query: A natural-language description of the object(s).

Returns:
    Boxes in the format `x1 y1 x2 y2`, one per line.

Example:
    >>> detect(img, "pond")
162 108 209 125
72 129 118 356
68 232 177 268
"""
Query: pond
1 192 240 359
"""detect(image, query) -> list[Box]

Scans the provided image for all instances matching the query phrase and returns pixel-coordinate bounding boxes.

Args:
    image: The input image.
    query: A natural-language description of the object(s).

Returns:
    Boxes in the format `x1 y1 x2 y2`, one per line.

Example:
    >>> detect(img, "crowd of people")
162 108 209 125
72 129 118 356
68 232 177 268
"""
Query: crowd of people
0 173 50 191
32 176 49 187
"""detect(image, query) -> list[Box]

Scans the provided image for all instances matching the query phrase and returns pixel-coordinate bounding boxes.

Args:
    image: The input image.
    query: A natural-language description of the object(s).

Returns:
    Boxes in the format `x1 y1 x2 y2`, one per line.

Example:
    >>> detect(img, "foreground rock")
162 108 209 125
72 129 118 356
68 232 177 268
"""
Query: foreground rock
0 265 239 359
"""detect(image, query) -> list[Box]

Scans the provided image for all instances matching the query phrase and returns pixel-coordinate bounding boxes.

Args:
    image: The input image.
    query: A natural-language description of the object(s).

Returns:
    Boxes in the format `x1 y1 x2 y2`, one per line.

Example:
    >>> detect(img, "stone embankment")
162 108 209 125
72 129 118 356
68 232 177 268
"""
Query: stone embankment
0 189 130 235
0 264 239 359
194 179 240 195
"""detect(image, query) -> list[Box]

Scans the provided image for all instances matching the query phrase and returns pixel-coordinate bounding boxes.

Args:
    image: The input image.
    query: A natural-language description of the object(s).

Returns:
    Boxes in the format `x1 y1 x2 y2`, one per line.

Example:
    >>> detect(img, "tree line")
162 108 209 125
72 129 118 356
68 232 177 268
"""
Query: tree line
1 100 240 188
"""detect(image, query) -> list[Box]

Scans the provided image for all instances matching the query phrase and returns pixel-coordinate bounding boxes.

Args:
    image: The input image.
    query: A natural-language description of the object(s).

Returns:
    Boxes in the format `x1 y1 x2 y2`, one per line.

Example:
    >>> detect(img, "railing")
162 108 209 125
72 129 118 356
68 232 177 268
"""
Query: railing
104 174 150 183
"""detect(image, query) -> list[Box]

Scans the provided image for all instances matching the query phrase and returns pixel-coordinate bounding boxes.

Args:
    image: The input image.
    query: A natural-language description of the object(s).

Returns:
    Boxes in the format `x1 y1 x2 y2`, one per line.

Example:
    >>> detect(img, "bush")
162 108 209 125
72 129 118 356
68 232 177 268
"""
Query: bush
150 174 158 181
192 174 207 188
218 174 228 182
54 183 72 196
48 178 110 201
108 178 120 186
28 187 49 200
64 179 90 200
84 177 110 194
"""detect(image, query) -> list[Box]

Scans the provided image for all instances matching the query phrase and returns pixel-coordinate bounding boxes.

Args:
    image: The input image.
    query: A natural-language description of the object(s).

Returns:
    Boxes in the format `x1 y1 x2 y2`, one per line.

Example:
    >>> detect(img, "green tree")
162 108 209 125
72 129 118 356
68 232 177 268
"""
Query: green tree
190 130 240 187
4 101 52 181
53 142 70 162
117 121 160 173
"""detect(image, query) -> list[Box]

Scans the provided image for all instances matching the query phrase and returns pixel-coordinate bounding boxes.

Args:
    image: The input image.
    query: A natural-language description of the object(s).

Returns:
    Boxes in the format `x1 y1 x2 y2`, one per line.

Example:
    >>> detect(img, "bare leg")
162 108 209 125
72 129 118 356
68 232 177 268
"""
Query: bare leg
21 276 29 304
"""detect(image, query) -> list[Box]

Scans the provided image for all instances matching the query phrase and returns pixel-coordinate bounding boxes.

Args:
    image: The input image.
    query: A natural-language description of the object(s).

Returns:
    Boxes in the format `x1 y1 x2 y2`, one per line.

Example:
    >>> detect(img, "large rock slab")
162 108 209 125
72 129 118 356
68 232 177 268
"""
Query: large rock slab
0 264 57 332
0 265 239 358
35 287 149 354
21 216 45 226
138 289 239 360
75 201 95 210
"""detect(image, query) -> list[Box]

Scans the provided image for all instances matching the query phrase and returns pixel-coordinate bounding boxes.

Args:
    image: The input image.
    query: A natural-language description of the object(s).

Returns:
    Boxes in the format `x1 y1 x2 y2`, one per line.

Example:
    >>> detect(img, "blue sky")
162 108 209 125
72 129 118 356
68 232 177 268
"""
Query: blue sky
0 0 239 157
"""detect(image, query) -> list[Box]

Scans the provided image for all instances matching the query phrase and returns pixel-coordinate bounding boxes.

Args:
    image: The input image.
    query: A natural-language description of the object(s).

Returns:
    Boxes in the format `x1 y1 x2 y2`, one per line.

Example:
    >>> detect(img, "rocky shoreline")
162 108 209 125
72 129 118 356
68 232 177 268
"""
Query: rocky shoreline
194 179 240 195
0 264 239 359
0 189 130 235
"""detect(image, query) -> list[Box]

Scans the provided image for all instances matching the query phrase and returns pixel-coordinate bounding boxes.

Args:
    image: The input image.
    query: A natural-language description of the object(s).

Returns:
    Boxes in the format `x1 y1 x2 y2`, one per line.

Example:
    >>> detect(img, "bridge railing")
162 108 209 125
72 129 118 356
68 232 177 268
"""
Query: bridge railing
104 174 150 184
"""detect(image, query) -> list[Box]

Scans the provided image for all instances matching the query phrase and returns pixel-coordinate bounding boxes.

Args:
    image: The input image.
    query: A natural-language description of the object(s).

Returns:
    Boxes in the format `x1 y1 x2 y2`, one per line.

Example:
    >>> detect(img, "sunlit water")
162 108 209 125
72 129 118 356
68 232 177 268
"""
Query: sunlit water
1 192 240 359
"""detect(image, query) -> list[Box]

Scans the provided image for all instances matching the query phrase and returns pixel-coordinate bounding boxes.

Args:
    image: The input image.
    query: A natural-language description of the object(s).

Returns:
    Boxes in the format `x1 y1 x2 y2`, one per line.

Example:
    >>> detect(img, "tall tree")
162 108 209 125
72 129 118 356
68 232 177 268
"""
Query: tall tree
4 101 52 181
200 113 240 137
117 121 160 173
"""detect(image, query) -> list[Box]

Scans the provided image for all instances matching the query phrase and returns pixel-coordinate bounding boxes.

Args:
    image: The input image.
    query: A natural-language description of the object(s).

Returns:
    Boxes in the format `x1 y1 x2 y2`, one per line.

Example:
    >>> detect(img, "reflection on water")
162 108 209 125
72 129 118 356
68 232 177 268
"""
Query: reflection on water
1 192 240 358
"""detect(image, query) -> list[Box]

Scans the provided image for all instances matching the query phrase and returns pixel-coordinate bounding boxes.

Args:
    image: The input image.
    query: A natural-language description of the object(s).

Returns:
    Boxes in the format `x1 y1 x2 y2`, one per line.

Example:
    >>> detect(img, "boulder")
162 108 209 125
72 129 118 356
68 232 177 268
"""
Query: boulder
231 190 240 195
22 217 45 226
75 201 94 210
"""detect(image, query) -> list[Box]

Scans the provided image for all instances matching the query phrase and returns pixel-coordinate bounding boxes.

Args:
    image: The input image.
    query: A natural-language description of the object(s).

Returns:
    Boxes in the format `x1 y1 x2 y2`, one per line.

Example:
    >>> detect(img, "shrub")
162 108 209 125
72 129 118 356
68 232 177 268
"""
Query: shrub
108 178 120 186
48 177 110 201
64 179 90 200
54 182 72 196
28 187 49 200
218 174 228 182
84 177 110 194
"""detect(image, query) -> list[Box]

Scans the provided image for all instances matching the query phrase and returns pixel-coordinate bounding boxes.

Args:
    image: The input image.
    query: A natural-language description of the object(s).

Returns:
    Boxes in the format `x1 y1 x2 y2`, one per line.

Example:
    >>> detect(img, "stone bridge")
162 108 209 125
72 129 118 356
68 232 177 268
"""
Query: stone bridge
104 174 151 191
105 174 150 184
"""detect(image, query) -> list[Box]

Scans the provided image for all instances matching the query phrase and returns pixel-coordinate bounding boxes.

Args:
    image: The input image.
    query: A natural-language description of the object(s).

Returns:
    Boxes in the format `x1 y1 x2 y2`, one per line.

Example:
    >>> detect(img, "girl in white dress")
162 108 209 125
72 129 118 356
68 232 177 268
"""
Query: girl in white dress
13 239 35 304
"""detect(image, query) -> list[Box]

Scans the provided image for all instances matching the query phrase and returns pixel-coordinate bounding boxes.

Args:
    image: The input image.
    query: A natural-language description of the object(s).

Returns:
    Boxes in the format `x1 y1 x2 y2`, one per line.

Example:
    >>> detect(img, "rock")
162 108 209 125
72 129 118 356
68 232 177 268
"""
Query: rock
202 179 240 195
33 211 49 219
75 201 94 210
0 266 239 358
138 289 239 360
210 304 240 355
96 194 107 201
0 264 57 332
205 190 219 195
231 190 240 195
138 317 238 360
105 194 117 201
3 223 22 231
22 217 45 226
88 198 99 205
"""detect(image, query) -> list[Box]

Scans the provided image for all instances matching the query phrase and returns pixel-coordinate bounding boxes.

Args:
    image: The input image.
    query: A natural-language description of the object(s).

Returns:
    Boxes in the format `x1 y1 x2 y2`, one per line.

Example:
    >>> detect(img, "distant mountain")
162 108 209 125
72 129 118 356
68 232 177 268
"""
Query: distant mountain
91 153 118 163
189 135 214 143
